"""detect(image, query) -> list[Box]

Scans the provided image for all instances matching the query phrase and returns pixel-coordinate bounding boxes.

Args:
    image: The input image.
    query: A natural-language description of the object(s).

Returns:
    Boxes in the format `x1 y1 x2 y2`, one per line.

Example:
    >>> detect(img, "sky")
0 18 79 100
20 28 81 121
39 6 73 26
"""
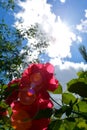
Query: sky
1 0 87 90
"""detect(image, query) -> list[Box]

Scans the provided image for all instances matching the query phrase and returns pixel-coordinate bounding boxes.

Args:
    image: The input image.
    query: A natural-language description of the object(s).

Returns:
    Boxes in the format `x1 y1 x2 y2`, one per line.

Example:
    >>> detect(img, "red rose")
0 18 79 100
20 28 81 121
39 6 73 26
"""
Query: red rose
5 63 59 130
18 87 36 105
20 63 58 92
6 63 58 106
11 91 53 117
11 107 32 130
11 91 53 130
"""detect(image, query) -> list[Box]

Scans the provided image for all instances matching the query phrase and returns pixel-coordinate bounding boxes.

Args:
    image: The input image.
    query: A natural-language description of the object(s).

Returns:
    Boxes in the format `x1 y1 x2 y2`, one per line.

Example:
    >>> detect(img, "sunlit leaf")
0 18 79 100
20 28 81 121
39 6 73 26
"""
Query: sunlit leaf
7 107 12 117
77 101 87 113
77 71 87 79
0 101 8 109
64 119 77 130
53 84 62 94
62 93 76 105
49 119 76 130
77 119 87 129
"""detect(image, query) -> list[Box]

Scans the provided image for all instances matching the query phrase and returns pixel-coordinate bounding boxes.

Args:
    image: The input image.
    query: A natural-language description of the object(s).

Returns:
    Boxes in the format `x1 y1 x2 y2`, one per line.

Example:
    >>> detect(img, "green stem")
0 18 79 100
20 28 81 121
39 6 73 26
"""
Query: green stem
50 95 62 107
50 95 87 119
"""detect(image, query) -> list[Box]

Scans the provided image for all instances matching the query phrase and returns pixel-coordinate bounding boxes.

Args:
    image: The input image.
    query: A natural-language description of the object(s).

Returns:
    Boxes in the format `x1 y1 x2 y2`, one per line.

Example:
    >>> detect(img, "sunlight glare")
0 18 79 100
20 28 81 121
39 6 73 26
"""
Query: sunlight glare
47 18 75 58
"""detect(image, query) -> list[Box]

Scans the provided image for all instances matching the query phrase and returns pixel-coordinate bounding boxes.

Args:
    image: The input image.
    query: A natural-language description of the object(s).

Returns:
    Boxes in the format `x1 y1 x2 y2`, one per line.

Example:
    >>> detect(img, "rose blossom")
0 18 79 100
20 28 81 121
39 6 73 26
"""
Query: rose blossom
20 63 58 92
11 91 53 130
5 63 59 130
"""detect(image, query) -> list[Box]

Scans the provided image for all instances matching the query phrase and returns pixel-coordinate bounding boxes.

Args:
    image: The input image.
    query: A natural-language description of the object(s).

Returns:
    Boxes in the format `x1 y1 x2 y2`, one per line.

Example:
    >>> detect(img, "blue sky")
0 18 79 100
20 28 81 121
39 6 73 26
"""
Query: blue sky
47 0 87 63
48 0 87 24
1 0 87 89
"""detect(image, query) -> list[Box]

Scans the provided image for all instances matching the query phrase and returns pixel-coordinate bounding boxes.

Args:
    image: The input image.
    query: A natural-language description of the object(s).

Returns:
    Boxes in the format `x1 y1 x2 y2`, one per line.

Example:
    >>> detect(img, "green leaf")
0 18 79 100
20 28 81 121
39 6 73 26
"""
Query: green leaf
66 117 75 122
77 101 87 113
66 107 72 117
49 119 75 130
2 85 8 90
77 71 83 77
63 119 76 130
0 101 8 109
77 71 87 79
48 120 63 130
67 78 87 97
54 106 68 118
3 83 19 98
62 93 76 105
0 116 14 130
77 119 87 129
7 107 12 117
53 84 62 94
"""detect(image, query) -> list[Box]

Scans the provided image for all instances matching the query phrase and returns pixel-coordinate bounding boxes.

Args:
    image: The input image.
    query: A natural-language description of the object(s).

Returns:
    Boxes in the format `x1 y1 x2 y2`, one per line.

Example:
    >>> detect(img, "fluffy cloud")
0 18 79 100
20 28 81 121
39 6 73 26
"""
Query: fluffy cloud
59 0 66 3
51 59 87 90
76 10 87 33
76 20 87 33
14 0 87 90
15 0 54 29
15 0 79 59
46 16 77 58
85 9 87 18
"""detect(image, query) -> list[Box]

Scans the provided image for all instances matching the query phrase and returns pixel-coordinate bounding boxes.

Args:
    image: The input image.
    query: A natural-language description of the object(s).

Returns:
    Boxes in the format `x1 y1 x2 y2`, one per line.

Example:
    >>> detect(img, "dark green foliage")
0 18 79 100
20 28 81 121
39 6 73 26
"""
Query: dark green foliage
48 71 87 130
0 22 28 82
67 71 87 97
34 108 53 119
48 120 63 130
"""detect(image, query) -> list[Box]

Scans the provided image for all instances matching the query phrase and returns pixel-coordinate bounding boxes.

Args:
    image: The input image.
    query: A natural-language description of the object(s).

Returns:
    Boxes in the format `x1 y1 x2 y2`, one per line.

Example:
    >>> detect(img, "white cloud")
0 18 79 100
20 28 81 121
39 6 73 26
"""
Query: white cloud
77 36 82 43
15 0 79 59
15 0 54 29
14 0 87 90
76 19 87 33
50 59 87 90
76 10 87 33
85 9 87 18
60 0 66 3
46 16 77 58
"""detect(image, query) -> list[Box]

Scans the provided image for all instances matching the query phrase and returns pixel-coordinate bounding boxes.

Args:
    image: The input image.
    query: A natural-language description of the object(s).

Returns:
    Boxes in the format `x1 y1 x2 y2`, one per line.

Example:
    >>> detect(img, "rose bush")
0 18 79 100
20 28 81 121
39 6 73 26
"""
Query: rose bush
1 63 87 130
4 63 58 130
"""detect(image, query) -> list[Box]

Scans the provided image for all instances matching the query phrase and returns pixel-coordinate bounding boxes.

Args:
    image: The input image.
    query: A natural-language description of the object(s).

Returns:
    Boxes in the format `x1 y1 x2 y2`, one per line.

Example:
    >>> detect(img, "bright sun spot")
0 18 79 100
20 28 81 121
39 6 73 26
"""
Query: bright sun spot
54 21 70 43
15 0 76 60
47 17 76 59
